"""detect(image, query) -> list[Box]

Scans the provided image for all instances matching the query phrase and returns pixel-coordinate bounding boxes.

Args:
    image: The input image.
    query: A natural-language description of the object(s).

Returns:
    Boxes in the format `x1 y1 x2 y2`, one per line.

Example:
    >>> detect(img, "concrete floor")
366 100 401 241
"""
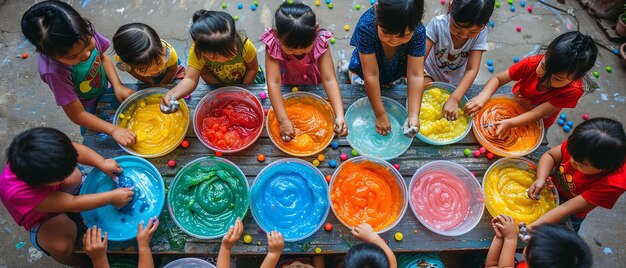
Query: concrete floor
0 0 625 267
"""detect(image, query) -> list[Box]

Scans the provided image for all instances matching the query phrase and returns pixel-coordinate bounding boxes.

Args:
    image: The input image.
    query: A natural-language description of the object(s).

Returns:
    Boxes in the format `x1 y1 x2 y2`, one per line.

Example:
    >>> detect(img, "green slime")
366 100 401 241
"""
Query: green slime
169 162 248 238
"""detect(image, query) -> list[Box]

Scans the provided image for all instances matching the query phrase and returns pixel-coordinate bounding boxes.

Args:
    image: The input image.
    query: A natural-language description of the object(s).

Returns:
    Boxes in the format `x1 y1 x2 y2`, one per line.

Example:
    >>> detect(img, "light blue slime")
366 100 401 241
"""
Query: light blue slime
250 160 329 241
80 156 164 241
346 97 412 160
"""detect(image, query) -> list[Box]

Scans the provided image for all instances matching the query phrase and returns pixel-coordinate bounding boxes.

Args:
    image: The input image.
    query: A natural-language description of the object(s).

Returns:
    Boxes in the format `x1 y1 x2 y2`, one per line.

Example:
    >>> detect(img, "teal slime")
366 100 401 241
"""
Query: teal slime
345 97 412 160
250 160 329 241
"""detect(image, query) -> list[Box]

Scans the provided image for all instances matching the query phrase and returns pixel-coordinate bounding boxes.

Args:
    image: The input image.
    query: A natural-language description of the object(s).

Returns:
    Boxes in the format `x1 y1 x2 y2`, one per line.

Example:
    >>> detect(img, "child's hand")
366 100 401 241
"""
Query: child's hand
494 215 517 240
267 230 284 255
137 217 159 249
112 127 136 147
222 218 243 250
465 93 489 116
110 187 135 208
279 119 295 142
527 178 547 200
83 226 108 261
491 217 504 239
115 85 137 103
101 159 123 180
375 113 392 136
443 98 459 121
351 223 380 244
494 119 513 139
403 115 420 138
334 116 348 137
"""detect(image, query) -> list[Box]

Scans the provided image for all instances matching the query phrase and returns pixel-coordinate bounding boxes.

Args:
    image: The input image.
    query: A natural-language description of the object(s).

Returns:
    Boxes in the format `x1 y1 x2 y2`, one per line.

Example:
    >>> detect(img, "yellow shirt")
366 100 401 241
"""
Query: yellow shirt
114 39 179 77
187 39 257 84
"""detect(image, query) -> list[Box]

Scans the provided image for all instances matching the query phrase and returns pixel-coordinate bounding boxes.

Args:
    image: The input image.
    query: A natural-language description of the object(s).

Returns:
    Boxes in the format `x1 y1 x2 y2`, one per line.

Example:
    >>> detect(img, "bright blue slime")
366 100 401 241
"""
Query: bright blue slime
251 161 329 241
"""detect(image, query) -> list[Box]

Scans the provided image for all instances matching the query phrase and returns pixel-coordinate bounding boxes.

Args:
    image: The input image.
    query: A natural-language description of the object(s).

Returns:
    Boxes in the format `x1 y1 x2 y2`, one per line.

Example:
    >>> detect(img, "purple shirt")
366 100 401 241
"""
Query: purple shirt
38 31 110 108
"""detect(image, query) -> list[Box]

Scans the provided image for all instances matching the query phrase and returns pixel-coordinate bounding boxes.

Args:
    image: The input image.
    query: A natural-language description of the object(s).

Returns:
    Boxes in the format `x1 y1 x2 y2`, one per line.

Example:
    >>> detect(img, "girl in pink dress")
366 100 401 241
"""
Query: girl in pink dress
261 1 347 141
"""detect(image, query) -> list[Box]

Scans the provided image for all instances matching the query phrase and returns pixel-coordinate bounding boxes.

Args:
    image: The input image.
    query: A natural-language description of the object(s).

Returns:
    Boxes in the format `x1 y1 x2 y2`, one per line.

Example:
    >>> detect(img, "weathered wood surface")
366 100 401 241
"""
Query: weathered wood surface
82 84 548 255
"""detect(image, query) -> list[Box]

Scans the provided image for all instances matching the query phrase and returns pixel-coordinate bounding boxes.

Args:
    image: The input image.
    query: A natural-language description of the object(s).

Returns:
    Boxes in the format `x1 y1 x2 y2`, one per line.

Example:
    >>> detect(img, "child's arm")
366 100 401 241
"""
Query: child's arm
318 49 347 136
73 142 122 179
312 255 325 268
102 54 136 103
265 53 295 140
485 217 505 268
62 101 136 146
242 56 259 85
528 145 563 199
405 55 425 137
36 188 134 213
137 217 159 268
217 218 243 268
494 102 560 139
444 50 483 121
529 195 596 229
159 64 180 85
128 70 156 85
83 226 109 268
360 52 390 136
162 67 201 106
494 215 517 268
260 231 284 268
465 70 513 116
351 223 397 268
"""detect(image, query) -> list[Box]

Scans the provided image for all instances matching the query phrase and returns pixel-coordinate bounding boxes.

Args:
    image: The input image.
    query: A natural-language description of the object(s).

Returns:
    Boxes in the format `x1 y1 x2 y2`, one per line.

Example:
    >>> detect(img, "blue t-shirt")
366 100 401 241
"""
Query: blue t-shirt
349 7 426 85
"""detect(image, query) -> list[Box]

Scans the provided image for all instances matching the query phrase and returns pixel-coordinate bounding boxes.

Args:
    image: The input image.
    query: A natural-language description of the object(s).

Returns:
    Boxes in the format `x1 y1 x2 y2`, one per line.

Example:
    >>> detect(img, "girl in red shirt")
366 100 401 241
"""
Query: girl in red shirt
465 31 597 138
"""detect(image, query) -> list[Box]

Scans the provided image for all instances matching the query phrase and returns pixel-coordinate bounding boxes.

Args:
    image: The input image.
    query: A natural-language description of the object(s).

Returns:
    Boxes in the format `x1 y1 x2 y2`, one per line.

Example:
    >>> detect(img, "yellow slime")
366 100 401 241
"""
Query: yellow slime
419 87 470 142
118 94 189 156
484 164 556 224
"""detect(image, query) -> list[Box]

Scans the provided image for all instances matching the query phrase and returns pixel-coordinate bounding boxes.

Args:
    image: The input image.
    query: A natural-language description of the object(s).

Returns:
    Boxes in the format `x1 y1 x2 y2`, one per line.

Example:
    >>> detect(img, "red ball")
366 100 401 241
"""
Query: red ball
471 171 476 176
325 174 331 183
487 152 494 159
324 223 333 232
215 151 223 157
21 53 29 59
479 147 486 154
516 26 522 32
527 6 532 12
582 114 589 120
264 108 269 115
340 153 348 161
181 140 189 148
473 150 481 157
393 163 400 170
167 160 176 167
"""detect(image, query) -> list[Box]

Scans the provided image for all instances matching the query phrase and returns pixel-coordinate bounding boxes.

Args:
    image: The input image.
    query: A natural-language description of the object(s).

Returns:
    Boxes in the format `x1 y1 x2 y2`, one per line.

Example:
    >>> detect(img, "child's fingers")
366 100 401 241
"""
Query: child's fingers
90 226 98 247
151 218 159 231
97 228 102 243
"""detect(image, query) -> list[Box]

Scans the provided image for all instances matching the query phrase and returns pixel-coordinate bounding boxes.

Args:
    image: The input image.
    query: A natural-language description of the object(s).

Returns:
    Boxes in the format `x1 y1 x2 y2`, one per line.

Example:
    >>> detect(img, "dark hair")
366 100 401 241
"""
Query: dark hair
526 224 592 268
6 128 78 186
21 0 94 58
450 0 495 27
274 1 317 49
375 0 424 37
113 23 165 73
539 31 598 87
344 242 390 268
190 10 241 59
567 118 626 172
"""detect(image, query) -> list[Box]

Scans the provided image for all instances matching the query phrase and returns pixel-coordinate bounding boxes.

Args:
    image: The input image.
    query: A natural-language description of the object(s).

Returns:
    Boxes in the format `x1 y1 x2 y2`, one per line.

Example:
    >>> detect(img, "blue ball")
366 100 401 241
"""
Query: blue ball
510 5 515 12
488 66 495 72
489 21 495 27
520 1 526 7
513 57 520 63
563 125 571 132
370 0 375 5
326 0 331 4
251 4 257 10
614 49 620 55
237 3 243 9
559 113 567 119
566 120 573 127
558 119 565 126
487 59 494 66
329 160 337 168
331 141 339 149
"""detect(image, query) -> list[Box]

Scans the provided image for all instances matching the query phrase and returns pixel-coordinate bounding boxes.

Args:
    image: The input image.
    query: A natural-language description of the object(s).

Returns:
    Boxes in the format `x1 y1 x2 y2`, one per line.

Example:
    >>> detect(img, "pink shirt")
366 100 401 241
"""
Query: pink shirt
260 29 332 84
0 165 60 229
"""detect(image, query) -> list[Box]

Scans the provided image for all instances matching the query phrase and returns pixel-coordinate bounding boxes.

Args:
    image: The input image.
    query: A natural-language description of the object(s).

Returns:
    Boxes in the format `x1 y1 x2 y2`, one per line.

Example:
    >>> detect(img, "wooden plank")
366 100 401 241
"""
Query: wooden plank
82 84 547 255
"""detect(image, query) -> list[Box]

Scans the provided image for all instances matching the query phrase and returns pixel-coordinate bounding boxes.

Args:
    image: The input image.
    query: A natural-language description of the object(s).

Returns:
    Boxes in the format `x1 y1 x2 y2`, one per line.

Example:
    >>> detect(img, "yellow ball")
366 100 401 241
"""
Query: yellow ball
344 24 350 31
394 232 403 241
312 159 320 167
315 0 321 6
291 86 299 92
315 247 322 253
243 234 252 244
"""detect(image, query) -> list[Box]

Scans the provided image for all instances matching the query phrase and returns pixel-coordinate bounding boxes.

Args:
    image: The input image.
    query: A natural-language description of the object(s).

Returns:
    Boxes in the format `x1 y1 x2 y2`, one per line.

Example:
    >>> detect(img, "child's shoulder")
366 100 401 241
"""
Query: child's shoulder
604 165 626 189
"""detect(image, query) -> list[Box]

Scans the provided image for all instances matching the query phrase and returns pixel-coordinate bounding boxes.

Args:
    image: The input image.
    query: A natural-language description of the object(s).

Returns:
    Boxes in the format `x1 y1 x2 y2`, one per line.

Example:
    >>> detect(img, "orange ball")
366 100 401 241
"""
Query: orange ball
215 151 223 157
257 154 266 162
325 174 331 183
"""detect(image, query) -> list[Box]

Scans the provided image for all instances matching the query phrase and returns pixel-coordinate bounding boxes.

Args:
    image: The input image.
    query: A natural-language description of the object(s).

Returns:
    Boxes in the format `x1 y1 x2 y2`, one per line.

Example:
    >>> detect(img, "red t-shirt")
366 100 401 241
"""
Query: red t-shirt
508 55 584 128
553 140 626 218
516 261 528 268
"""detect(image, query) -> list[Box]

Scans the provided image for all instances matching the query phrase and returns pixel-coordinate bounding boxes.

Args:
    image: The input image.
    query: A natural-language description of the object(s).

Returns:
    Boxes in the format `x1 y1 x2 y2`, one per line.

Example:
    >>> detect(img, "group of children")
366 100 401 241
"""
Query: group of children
1 0 625 267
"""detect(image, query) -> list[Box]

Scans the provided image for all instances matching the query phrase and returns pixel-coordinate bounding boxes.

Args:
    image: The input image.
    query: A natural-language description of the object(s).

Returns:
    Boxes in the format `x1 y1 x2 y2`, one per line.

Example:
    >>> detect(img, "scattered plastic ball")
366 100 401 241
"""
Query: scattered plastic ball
181 140 189 148
488 66 494 73
315 0 321 6
313 159 320 167
479 147 487 154
495 1 501 8
331 141 339 149
487 152 494 159
243 234 253 243
370 0 375 5
394 232 404 241
21 53 28 59
487 59 494 66
393 163 400 170
557 119 565 126
324 222 333 231
507 0 513 4
356 4 361 10
614 49 620 55
527 6 532 12
440 0 446 5
264 108 269 115
291 87 299 93
326 0 331 3
489 21 495 27
583 114 589 120
329 37 336 44
513 57 520 63
559 113 567 119
328 3 334 9
510 5 515 12
471 171 477 176
167 160 176 167
221 2 227 9
593 71 599 78
253 0 259 5
464 148 471 156
516 25 522 32
318 154 325 162
340 153 348 161
287 0 294 4
351 149 358 156
344 24 350 31
216 151 223 157
520 1 526 7
566 121 573 127
563 125 571 132
259 91 267 100
257 154 266 162
473 150 481 157
325 175 331 182
329 160 337 168
234 15 239 21
606 66 612 73
251 4 257 10
315 247 322 254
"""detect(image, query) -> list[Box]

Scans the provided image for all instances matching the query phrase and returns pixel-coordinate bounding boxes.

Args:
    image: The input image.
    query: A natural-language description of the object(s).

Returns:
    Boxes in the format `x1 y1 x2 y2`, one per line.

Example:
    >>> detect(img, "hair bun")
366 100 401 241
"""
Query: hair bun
192 9 211 22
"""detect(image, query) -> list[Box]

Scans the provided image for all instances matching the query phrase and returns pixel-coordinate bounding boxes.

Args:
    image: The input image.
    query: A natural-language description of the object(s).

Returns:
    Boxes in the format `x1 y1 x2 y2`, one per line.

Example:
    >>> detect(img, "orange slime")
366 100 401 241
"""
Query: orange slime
330 161 403 231
474 97 541 154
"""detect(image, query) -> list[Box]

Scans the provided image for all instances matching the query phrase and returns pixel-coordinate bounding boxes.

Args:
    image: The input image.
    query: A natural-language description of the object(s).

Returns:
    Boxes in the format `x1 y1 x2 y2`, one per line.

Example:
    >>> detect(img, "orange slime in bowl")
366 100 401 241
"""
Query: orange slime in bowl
330 160 403 231
474 97 542 155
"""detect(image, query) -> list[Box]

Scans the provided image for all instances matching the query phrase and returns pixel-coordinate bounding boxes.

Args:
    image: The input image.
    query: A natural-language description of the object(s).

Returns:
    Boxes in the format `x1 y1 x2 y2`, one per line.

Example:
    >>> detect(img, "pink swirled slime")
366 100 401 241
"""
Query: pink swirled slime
411 171 471 231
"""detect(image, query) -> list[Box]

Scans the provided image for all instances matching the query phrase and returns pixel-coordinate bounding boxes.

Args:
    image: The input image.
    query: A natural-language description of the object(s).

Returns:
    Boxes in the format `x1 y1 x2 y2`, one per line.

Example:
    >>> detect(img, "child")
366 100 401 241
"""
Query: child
261 1 347 140
21 0 136 145
113 22 186 85
162 10 262 107
83 218 159 268
348 0 426 137
424 0 494 121
0 127 135 265
465 31 597 136
486 216 592 268
345 223 397 268
527 118 626 232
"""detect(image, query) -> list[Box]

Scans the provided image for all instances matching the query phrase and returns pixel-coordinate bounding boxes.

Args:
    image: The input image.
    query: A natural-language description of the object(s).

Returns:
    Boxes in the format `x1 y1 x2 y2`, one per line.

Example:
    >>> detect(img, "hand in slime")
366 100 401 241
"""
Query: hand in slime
419 88 470 142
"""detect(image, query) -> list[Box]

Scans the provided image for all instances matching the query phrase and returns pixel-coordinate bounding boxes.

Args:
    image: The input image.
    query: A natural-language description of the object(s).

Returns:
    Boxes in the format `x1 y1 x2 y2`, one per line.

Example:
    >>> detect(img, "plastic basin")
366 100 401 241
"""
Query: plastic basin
416 82 472 145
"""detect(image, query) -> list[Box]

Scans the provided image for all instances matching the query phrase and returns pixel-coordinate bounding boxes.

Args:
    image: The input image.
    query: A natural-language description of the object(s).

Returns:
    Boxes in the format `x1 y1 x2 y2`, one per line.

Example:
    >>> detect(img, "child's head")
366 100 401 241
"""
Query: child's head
567 118 626 175
344 242 390 268
524 224 592 268
537 31 598 88
21 0 95 64
274 1 317 55
113 23 166 77
448 0 495 41
6 128 78 186
190 10 242 63
375 0 424 47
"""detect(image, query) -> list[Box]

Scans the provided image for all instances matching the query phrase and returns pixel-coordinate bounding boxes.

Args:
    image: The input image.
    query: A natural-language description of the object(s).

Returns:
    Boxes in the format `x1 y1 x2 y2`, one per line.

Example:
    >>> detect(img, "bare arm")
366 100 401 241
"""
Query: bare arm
62 100 136 146
242 56 259 85
159 64 179 85
360 52 385 118
163 67 201 104
452 50 483 100
527 145 563 199
318 49 347 136
529 195 596 229
265 52 296 139
405 55 425 130
485 236 503 268
35 189 131 213
423 38 434 68
102 54 135 102
260 231 284 268
137 219 159 268
312 255 325 268
465 70 513 116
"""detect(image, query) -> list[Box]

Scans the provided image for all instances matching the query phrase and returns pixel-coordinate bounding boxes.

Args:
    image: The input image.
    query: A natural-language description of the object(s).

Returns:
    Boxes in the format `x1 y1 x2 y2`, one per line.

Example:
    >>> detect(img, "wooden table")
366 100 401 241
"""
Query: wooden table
83 84 548 255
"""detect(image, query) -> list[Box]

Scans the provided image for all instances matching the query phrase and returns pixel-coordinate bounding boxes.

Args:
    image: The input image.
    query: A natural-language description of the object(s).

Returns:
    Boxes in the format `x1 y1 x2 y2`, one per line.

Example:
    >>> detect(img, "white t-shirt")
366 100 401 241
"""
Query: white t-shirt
425 14 489 85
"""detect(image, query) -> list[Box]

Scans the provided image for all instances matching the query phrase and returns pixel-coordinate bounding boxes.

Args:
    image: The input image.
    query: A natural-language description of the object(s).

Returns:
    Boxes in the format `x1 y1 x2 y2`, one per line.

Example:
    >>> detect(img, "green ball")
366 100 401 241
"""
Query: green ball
495 1 501 7
287 0 293 4
351 149 358 156
606 66 613 73
221 2 227 9
507 0 513 4
234 15 239 21
253 0 259 6
593 71 599 78
329 37 336 44
464 148 471 156
355 4 361 10
328 3 334 9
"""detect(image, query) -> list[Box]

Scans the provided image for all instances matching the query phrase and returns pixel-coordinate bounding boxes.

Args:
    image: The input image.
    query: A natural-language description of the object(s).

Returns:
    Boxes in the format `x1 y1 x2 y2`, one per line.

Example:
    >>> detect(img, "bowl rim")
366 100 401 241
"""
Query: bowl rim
162 257 216 268
471 94 545 157
345 96 412 160
408 160 485 236
266 91 336 157
415 82 473 145
249 158 330 242
79 155 165 241
167 156 250 239
113 87 190 158
329 155 408 234
192 86 265 154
